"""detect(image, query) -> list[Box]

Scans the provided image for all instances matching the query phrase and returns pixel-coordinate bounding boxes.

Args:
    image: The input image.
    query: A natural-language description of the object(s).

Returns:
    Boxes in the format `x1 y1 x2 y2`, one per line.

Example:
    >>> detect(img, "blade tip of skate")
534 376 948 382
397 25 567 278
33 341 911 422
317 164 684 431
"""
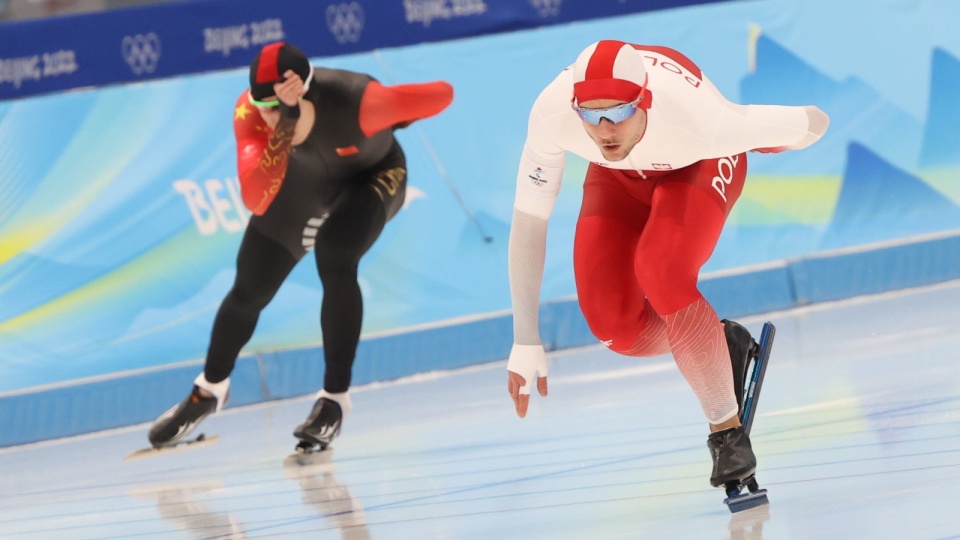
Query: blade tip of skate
724 489 769 513
294 440 329 455
123 434 219 462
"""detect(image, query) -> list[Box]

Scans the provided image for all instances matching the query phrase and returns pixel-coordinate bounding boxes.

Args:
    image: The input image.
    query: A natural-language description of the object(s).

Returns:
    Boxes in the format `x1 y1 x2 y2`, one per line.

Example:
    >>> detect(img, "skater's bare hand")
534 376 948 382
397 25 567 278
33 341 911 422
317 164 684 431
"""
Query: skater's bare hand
508 371 548 418
273 70 305 107
506 344 548 418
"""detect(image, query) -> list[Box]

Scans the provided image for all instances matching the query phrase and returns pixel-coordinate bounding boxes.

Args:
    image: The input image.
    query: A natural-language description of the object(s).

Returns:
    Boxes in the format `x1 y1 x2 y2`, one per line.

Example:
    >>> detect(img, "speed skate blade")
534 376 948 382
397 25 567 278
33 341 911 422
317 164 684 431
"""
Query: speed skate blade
741 322 776 435
124 434 219 462
724 488 769 513
293 439 331 455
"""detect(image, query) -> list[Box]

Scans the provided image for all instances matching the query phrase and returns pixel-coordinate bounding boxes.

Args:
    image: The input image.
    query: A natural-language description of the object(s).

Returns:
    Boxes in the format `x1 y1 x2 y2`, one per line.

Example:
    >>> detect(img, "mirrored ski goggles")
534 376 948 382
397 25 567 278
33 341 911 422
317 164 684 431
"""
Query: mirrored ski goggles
571 96 643 125
248 69 314 110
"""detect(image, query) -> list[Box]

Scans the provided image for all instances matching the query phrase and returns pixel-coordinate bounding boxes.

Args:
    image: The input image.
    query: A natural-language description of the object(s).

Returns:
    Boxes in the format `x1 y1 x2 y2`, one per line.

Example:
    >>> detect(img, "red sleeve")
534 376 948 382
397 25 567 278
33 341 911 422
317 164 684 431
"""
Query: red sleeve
233 91 294 215
358 80 454 137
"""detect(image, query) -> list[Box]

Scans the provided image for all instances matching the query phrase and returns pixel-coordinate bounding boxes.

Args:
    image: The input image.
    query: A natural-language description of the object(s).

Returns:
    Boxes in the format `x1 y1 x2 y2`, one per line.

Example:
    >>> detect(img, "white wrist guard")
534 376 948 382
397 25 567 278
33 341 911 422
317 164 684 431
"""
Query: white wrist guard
507 343 548 395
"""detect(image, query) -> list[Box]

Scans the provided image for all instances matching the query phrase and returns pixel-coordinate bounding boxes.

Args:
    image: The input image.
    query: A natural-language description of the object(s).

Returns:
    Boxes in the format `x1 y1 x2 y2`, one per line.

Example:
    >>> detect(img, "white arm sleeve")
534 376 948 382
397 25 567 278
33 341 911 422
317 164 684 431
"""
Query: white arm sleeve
510 151 556 346
508 91 567 346
514 145 564 219
509 208 548 345
711 103 830 154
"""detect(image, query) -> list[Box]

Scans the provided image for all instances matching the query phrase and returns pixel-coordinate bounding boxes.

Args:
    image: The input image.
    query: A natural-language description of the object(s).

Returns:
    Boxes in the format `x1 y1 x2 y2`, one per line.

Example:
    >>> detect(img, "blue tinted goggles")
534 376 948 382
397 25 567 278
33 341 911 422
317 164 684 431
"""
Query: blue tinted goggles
571 96 643 125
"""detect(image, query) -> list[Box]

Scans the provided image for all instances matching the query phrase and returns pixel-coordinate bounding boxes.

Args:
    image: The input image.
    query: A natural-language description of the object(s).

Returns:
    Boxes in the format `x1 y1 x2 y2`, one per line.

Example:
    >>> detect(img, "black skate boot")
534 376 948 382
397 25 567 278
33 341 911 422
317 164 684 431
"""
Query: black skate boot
148 385 224 448
707 426 757 488
721 319 758 416
293 397 344 454
714 321 777 512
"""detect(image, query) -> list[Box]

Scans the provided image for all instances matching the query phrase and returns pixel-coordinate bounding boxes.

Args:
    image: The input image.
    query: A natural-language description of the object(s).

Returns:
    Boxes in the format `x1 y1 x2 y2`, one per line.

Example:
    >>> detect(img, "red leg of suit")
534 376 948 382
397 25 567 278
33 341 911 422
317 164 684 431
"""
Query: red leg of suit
574 154 747 423
574 168 669 357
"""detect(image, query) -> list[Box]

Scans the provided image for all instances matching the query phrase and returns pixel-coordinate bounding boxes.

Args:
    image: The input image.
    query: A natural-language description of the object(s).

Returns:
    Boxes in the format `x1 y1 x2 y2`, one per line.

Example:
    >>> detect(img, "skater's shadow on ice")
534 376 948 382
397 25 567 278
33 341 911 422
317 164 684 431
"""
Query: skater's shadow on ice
283 449 371 538
725 503 770 540
127 479 246 539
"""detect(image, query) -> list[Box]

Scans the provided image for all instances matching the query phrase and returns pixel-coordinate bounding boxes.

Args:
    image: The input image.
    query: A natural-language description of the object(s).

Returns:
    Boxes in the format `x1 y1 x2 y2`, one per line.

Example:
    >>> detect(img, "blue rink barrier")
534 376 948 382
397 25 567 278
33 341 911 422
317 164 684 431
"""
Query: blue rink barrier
3 230 960 447
0 0 731 101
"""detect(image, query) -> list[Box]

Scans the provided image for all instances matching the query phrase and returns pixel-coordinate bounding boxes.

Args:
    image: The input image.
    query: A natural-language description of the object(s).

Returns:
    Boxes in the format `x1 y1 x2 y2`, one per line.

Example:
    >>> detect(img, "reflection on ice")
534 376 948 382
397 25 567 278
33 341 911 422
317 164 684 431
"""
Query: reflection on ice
283 450 370 539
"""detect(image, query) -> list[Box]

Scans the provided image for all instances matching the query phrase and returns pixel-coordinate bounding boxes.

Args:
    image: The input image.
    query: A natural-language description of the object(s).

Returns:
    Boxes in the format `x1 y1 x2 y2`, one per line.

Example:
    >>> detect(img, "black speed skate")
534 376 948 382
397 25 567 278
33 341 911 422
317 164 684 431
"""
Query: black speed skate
709 426 763 513
714 321 776 513
293 397 343 454
148 386 220 448
708 426 757 485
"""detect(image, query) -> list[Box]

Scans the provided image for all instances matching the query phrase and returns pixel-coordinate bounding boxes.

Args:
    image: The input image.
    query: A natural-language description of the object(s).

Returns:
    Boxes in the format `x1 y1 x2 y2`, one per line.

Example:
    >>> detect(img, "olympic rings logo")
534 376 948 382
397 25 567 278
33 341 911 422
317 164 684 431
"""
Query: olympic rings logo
121 33 162 75
326 2 365 44
530 0 561 18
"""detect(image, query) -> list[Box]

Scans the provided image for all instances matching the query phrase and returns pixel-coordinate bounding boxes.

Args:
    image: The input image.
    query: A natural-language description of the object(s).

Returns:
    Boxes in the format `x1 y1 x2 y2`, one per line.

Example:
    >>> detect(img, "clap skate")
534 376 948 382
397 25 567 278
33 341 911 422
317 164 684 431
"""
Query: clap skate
126 387 225 461
125 375 230 461
715 320 776 513
293 396 344 454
